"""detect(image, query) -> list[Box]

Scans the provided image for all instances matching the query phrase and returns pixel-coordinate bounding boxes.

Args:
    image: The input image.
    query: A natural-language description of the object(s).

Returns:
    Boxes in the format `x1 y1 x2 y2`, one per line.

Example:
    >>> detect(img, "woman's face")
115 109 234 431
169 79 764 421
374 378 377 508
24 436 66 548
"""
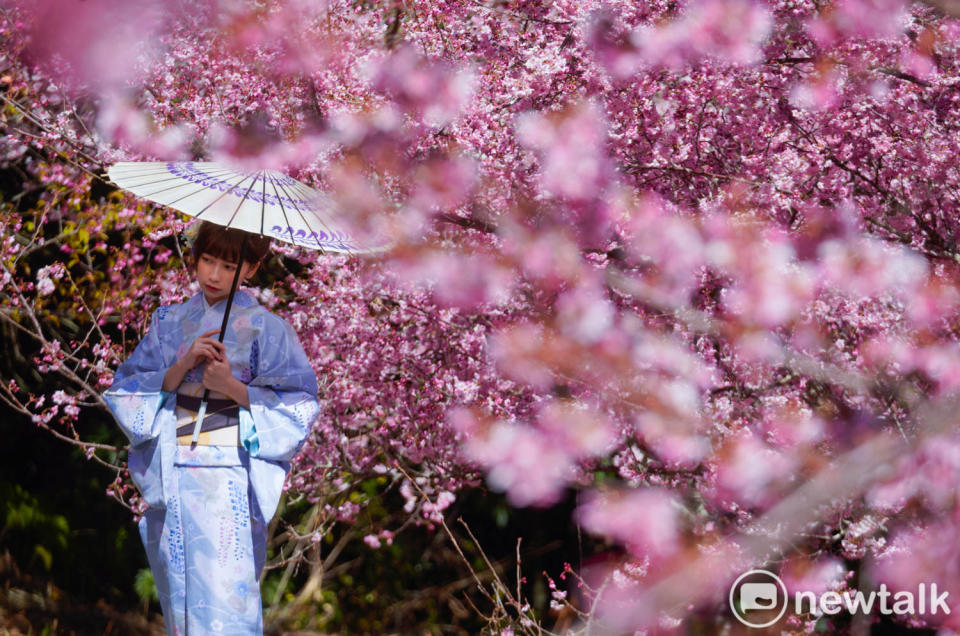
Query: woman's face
196 252 258 305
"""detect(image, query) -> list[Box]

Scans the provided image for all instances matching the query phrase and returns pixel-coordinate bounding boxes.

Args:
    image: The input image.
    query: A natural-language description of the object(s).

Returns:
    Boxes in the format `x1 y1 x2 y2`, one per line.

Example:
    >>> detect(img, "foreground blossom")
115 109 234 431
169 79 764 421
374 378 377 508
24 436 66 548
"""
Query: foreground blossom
4 0 960 632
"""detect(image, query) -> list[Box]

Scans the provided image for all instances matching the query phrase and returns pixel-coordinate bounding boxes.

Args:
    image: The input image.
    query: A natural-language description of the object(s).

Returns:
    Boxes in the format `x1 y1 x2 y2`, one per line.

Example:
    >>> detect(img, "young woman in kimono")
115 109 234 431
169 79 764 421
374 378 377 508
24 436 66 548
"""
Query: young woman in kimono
104 222 320 635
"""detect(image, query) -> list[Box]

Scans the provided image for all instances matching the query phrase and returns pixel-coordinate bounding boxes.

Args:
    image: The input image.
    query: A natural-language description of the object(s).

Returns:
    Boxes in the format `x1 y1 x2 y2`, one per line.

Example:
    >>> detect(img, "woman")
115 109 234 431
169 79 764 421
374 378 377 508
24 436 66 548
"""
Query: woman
104 222 320 635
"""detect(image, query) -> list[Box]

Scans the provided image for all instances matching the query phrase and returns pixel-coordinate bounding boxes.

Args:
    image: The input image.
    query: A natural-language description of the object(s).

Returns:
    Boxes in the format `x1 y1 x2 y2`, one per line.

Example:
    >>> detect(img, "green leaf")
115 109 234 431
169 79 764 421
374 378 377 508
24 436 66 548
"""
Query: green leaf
134 567 159 603
33 544 53 570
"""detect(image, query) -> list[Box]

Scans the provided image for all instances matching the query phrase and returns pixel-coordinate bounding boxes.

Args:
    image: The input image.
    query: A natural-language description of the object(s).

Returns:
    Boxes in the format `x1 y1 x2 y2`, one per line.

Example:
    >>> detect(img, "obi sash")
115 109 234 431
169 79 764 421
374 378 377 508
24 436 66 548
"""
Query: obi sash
174 385 240 446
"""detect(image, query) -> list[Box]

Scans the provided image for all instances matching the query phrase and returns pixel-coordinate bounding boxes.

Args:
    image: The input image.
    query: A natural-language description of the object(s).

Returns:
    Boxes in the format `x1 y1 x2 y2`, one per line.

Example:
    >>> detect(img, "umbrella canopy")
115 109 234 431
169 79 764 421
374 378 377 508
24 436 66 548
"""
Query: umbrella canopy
107 161 382 253
106 160 384 444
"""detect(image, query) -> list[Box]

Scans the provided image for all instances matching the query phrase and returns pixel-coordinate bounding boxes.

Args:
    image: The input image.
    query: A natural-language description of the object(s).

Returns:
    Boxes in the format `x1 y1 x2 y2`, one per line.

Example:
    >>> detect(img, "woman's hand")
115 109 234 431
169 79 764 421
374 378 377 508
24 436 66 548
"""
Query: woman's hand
201 356 234 394
202 356 250 408
184 328 224 368
163 328 225 393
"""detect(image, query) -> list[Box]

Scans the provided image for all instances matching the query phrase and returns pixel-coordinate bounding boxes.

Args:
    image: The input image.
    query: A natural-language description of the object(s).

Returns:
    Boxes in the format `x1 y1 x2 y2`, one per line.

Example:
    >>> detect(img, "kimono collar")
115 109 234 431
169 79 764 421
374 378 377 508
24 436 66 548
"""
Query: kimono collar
196 289 258 313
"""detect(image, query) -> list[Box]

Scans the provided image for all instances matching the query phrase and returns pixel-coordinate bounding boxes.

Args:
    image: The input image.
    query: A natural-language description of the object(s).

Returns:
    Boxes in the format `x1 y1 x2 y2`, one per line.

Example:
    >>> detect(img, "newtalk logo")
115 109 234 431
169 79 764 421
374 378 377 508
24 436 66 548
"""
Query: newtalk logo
729 569 951 629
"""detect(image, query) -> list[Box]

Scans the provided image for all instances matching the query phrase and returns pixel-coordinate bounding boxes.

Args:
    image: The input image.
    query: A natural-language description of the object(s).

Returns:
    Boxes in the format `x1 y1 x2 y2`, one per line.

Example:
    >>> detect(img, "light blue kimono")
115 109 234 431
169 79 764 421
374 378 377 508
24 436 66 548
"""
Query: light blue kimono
104 290 320 635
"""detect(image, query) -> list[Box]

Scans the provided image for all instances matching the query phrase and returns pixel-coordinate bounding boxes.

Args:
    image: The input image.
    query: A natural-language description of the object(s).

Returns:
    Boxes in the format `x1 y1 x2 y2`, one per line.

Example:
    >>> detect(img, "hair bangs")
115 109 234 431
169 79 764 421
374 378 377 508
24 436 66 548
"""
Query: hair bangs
191 222 272 265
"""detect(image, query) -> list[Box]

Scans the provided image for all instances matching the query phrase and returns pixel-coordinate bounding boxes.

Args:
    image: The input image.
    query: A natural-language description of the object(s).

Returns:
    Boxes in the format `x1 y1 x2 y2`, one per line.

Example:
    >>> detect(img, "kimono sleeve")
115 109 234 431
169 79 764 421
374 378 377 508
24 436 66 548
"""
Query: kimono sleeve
103 308 172 447
239 313 319 462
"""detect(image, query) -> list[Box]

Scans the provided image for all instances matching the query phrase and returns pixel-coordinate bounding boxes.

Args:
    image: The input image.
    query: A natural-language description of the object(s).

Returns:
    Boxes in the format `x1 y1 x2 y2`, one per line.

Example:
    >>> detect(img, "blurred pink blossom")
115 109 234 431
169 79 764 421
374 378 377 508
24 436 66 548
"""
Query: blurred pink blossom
370 45 476 129
554 277 616 345
385 249 517 310
576 488 681 560
806 0 908 46
458 418 576 507
817 237 928 299
535 399 617 457
635 0 773 68
621 194 706 295
709 430 799 509
781 556 847 597
758 394 825 449
15 0 167 91
870 516 960 627
515 99 613 206
97 94 192 159
586 0 772 77
789 64 845 111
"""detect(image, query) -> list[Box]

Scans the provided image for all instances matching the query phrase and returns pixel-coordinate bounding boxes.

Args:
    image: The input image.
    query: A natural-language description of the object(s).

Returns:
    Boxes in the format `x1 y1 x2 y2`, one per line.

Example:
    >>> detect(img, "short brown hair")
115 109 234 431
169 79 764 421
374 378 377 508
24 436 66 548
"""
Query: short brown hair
191 221 272 266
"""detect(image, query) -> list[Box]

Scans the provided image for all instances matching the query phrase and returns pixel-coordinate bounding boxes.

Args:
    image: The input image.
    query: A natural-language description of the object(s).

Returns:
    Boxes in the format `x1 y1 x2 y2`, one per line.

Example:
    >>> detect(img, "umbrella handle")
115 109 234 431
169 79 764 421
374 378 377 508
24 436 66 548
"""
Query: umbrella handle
190 392 210 446
216 234 248 344
190 234 248 448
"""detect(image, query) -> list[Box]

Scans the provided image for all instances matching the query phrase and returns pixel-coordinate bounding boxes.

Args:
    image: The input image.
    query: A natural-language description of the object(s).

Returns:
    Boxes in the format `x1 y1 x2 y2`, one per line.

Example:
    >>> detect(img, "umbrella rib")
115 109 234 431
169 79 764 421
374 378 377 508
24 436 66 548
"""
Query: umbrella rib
111 164 235 183
191 172 258 220
135 166 240 197
283 178 342 240
107 164 170 175
260 172 266 236
109 163 227 176
153 174 243 209
109 161 228 178
267 173 299 247
273 176 339 251
132 169 243 201
110 162 235 179
111 167 237 191
272 176 335 252
287 178 367 252
225 172 260 227
109 167 171 178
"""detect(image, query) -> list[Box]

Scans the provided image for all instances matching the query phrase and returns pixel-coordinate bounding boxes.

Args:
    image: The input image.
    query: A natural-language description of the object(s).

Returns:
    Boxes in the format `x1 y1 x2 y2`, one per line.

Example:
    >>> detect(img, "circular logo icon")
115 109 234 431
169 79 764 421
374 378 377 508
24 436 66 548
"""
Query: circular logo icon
729 569 788 628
